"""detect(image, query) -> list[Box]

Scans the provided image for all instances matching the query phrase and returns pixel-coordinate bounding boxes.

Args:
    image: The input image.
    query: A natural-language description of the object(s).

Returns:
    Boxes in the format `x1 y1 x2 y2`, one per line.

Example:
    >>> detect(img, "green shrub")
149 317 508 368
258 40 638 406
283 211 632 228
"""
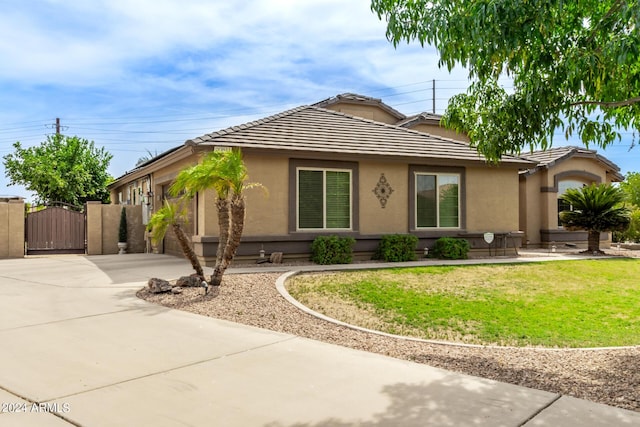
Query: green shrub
311 235 356 265
118 207 128 243
613 208 640 243
375 234 418 262
431 237 470 260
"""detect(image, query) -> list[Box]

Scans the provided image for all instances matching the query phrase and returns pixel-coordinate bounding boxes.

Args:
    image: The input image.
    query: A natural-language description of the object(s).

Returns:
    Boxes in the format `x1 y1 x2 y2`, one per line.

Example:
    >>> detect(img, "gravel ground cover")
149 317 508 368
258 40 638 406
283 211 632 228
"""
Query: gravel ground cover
138 250 640 412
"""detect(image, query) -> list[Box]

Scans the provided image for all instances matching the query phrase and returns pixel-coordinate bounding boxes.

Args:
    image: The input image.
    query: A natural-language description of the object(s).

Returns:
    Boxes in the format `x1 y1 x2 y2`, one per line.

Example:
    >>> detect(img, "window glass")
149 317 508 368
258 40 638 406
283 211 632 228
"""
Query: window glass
439 175 459 227
557 179 586 228
416 174 436 227
298 169 351 229
416 173 459 228
558 180 585 195
298 170 323 229
325 171 350 228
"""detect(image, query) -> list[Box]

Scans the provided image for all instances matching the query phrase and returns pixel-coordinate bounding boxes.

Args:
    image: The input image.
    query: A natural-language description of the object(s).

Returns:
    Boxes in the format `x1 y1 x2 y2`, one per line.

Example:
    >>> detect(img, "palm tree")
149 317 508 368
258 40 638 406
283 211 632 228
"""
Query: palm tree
559 184 631 253
135 148 160 166
171 149 264 286
147 199 205 279
171 151 231 283
212 149 252 286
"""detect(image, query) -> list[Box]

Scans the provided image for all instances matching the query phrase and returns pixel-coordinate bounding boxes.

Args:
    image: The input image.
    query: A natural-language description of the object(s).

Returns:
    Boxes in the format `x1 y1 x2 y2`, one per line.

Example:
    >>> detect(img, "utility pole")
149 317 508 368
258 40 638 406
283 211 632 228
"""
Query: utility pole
56 118 60 135
432 79 436 114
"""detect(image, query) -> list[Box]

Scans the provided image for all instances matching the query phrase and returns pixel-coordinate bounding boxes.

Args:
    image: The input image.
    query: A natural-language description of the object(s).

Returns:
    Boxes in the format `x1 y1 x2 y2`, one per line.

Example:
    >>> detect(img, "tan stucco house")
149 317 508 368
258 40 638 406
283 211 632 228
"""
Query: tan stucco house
518 146 624 249
108 93 621 264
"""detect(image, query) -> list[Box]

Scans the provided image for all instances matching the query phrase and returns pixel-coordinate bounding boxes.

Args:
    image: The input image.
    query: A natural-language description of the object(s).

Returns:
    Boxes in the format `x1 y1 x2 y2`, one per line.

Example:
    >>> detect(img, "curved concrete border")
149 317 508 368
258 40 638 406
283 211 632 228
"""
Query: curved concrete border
276 270 640 352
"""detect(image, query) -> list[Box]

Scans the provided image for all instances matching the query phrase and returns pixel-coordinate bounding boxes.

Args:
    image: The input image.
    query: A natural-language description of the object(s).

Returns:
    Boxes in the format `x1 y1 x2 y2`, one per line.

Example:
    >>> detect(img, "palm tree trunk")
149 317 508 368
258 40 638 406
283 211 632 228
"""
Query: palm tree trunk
172 223 205 278
211 195 245 286
587 230 601 253
211 197 231 285
215 198 230 266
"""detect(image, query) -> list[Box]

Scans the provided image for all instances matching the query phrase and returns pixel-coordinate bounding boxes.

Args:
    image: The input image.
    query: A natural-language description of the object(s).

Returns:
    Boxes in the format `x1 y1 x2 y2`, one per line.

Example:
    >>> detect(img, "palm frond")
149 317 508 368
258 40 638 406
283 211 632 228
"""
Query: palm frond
559 184 631 232
147 200 189 245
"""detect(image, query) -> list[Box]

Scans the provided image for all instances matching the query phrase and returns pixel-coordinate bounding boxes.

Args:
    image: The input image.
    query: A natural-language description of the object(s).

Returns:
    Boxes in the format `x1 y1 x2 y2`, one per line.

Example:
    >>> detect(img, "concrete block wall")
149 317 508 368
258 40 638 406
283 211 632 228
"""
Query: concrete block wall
86 202 145 255
0 200 25 258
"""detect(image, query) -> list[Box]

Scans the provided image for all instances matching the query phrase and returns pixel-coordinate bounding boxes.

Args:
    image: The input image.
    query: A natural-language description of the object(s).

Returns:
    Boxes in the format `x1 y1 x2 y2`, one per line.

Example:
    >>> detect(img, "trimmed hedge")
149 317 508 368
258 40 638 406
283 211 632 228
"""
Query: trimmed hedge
375 234 418 262
431 237 470 260
118 207 128 243
311 235 356 265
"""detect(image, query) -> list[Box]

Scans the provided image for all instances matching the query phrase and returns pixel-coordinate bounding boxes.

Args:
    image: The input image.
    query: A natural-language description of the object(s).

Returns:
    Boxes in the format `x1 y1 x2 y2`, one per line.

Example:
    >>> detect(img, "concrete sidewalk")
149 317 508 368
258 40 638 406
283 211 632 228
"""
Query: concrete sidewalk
0 254 637 426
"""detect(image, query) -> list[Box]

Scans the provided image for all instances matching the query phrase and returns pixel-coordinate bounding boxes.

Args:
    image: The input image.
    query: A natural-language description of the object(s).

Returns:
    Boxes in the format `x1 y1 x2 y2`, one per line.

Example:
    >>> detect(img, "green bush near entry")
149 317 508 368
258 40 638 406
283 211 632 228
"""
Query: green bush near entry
374 234 418 262
431 237 469 259
311 235 355 265
118 207 128 243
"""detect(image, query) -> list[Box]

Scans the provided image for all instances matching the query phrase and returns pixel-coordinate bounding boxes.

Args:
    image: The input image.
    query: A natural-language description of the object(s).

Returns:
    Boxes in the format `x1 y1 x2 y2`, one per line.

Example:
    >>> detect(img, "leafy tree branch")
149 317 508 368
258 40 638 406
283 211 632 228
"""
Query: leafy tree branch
371 0 640 161
3 134 112 205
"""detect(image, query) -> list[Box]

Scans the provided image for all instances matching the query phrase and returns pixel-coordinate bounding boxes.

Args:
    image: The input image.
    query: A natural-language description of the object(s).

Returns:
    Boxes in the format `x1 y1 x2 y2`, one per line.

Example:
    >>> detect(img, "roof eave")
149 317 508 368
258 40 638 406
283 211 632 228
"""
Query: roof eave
108 145 192 189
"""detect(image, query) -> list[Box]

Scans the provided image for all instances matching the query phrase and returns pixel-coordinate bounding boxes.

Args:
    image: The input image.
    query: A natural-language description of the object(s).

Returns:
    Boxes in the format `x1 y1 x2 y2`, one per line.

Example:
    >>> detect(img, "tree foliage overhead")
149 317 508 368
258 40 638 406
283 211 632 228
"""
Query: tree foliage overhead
3 134 113 205
620 171 640 206
371 0 640 162
618 171 640 242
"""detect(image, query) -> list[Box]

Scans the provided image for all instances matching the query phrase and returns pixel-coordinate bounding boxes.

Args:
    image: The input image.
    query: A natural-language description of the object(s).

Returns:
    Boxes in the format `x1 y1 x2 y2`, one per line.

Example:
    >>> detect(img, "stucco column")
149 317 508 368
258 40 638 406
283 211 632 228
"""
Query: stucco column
86 201 103 255
196 189 219 236
192 189 220 267
6 200 25 258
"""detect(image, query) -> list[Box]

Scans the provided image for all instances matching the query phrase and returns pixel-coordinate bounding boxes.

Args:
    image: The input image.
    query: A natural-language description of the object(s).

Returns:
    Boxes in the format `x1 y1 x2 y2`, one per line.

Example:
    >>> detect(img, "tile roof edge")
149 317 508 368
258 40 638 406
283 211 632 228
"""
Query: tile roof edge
396 112 443 127
303 107 533 164
312 93 406 120
520 146 623 178
186 103 532 165
186 105 311 144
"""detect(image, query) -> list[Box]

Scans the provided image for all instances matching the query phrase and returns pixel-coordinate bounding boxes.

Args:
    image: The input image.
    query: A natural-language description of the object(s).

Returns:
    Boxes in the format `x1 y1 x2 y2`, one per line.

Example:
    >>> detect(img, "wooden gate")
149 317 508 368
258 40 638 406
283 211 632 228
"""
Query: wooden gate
25 205 86 255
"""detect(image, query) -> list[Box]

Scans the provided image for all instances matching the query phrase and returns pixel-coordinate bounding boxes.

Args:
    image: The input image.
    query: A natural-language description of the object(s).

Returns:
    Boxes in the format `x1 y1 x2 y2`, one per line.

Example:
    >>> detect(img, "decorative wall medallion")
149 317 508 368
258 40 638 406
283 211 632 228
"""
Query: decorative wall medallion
372 173 394 208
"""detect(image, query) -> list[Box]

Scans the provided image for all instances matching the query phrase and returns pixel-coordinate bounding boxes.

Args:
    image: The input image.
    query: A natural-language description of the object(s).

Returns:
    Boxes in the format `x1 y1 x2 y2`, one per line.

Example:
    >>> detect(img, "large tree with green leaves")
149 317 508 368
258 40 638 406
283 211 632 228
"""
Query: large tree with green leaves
620 171 640 207
371 0 640 162
618 171 640 242
559 184 630 252
3 134 112 205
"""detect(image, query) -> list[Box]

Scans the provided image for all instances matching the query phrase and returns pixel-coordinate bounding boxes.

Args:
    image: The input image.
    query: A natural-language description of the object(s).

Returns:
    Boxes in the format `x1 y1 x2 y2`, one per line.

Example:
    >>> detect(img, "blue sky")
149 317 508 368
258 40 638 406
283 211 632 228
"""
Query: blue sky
1 0 637 201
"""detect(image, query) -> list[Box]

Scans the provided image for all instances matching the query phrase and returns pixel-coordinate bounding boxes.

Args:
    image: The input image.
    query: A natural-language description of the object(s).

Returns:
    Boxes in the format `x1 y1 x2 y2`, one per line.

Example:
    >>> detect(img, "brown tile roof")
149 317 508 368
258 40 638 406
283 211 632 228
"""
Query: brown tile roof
187 105 533 166
396 112 443 128
520 146 623 180
313 93 406 121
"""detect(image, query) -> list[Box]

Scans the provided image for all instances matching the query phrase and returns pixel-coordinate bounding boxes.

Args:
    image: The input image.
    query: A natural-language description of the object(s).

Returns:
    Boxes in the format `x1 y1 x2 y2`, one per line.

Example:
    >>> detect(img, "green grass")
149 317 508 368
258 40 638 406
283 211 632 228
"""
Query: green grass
287 259 640 348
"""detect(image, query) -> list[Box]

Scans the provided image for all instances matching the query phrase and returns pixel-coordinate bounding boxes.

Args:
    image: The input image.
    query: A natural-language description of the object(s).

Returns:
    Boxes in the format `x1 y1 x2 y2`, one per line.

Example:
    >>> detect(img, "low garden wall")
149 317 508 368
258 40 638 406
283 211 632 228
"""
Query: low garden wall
86 202 145 255
0 200 146 258
0 199 25 258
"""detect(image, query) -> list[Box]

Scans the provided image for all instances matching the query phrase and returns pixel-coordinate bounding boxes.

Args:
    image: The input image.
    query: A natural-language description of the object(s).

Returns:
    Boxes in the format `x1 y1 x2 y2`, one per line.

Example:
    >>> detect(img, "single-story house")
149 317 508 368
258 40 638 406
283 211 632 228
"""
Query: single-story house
518 146 624 248
108 93 622 263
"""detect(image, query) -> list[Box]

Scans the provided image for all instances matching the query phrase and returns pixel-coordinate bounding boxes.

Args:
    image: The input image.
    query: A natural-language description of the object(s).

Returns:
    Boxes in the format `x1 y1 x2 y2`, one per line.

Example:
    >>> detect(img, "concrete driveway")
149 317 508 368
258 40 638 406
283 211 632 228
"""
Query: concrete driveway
0 254 638 426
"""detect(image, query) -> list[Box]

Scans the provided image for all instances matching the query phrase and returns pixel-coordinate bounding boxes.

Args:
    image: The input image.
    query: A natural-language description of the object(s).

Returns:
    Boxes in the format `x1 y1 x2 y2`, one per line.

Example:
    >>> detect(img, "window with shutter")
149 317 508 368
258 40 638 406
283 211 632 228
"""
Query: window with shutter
298 170 323 228
298 168 351 230
415 173 459 228
557 179 586 228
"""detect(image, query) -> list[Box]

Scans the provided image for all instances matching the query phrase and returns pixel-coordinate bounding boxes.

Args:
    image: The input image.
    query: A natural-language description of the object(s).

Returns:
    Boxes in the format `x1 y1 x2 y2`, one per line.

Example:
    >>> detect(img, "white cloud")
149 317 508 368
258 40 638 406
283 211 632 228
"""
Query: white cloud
2 0 634 200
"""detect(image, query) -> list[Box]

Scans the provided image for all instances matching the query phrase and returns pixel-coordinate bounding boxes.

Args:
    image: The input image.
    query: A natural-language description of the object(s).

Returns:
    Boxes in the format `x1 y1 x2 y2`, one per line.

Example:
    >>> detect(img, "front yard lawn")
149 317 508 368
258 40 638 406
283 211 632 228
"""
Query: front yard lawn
287 259 640 348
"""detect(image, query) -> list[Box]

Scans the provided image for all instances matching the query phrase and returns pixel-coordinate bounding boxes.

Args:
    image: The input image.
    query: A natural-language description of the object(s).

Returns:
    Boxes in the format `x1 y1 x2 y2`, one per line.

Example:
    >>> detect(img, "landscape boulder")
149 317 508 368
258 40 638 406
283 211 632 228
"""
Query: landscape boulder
176 275 203 287
270 252 283 264
148 278 172 294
